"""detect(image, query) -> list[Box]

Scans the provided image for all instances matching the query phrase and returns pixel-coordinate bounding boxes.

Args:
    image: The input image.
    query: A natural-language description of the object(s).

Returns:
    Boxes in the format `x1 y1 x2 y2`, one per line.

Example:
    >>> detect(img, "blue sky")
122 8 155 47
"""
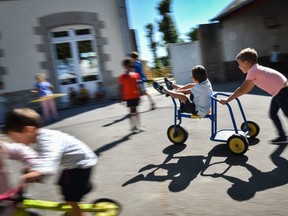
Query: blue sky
126 0 234 64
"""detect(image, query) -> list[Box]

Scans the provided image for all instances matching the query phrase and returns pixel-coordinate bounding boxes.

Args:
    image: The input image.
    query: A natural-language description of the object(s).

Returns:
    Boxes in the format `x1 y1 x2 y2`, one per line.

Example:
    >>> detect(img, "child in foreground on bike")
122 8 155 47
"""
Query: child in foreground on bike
0 141 40 194
3 108 97 216
0 142 40 216
153 65 213 117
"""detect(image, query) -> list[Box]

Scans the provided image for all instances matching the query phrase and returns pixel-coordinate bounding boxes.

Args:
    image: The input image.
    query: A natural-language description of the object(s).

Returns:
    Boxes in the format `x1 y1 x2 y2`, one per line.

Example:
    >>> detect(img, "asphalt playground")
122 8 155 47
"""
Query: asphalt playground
2 80 288 216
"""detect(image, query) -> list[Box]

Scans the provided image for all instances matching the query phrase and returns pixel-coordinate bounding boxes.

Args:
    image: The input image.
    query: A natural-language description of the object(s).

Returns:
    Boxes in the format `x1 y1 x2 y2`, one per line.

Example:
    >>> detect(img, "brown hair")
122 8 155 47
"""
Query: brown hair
130 51 139 59
3 108 42 133
122 58 132 67
192 65 208 83
236 48 258 64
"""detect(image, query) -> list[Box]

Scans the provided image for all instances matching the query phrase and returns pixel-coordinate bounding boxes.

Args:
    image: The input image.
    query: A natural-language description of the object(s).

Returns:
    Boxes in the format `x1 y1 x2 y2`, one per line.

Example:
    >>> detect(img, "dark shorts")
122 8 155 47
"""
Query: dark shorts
57 167 93 202
126 98 140 107
180 94 198 115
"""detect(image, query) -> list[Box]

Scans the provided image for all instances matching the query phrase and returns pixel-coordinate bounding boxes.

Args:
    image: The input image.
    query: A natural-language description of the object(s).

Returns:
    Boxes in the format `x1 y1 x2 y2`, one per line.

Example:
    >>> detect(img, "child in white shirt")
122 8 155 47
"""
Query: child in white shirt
3 108 97 216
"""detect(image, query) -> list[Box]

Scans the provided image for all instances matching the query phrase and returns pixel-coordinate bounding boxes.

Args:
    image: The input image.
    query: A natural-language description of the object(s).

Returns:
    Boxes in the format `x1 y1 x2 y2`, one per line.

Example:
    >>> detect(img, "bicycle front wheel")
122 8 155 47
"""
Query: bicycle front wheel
92 198 121 216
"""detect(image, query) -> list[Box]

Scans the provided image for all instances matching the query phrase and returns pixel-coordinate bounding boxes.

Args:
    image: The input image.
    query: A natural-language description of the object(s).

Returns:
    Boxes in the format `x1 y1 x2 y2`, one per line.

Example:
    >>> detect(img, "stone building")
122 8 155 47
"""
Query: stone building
0 0 134 111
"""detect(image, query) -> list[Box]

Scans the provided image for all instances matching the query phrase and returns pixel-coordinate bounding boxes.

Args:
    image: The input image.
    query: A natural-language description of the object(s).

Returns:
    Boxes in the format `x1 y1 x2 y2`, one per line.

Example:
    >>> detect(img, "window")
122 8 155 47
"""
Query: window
75 29 91 35
50 25 101 87
51 31 69 38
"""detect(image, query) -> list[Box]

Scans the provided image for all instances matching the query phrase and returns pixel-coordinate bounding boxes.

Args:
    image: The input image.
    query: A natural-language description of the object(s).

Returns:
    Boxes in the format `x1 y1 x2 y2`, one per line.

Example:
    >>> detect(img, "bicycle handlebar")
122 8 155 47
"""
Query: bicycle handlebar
0 185 24 200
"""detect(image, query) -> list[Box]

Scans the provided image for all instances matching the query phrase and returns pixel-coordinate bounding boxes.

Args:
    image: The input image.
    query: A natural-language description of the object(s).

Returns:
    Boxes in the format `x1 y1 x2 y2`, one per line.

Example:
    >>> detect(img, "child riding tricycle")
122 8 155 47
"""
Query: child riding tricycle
153 66 259 155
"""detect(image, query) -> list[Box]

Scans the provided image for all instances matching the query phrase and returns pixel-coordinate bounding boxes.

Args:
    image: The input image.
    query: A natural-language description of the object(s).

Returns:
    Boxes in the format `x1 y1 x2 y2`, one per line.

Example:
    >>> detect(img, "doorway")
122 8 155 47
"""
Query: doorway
50 25 101 102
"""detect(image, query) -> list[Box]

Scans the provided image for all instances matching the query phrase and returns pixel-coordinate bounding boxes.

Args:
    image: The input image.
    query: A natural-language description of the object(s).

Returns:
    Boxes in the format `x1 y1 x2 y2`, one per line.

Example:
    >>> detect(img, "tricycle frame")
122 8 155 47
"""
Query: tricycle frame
169 92 260 155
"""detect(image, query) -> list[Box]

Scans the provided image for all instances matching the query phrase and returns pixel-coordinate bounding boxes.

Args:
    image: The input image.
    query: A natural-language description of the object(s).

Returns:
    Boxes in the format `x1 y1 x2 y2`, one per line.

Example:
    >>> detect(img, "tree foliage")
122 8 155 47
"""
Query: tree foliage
157 0 178 45
145 23 158 65
187 28 198 42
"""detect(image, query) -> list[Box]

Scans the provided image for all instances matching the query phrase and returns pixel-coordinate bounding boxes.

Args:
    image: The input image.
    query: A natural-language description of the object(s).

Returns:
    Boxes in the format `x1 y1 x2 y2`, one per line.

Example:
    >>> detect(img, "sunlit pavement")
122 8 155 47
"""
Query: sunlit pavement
2 81 288 216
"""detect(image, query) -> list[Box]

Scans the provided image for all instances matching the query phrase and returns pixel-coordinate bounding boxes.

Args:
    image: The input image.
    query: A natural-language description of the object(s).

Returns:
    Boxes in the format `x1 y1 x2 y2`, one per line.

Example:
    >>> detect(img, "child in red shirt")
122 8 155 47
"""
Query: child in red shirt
118 59 143 133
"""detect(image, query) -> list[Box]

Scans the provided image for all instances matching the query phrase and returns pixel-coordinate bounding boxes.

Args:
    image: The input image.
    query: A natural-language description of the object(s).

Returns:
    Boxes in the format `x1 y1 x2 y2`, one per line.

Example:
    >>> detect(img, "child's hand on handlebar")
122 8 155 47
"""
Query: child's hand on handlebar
219 98 228 105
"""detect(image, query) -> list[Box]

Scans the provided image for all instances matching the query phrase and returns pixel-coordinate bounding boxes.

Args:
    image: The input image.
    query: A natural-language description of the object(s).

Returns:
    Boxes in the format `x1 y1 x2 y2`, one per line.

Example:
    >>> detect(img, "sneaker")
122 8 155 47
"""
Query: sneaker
153 82 165 94
131 126 137 133
137 126 146 132
271 136 288 144
164 77 174 90
131 127 145 134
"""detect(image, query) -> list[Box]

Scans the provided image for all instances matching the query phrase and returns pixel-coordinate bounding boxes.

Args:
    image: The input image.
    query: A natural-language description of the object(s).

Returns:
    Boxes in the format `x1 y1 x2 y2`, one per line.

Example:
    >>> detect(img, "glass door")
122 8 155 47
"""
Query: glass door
54 42 77 85
50 25 101 103
77 40 100 82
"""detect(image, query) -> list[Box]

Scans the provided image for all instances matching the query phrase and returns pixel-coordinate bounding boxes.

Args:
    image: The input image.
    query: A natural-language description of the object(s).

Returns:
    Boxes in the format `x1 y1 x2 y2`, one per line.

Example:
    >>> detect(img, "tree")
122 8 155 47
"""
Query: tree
187 27 198 42
145 23 158 66
157 0 179 45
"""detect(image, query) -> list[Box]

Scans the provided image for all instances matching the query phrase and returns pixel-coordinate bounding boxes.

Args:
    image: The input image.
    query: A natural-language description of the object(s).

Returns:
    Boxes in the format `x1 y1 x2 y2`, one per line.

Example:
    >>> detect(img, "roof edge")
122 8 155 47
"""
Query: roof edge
210 0 256 22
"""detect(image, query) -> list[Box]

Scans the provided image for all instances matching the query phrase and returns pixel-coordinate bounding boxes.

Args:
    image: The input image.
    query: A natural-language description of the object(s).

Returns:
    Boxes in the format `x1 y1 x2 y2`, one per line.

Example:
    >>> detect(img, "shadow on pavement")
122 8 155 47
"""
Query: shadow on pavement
102 114 130 127
94 130 145 157
248 137 260 146
44 100 116 127
122 144 206 192
122 141 288 197
102 109 156 128
201 143 288 201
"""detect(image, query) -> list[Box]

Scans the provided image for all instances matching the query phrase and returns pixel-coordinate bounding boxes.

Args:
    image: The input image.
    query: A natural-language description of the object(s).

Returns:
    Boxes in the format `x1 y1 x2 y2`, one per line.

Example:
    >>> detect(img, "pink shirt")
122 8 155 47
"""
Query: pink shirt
246 64 287 96
0 142 39 193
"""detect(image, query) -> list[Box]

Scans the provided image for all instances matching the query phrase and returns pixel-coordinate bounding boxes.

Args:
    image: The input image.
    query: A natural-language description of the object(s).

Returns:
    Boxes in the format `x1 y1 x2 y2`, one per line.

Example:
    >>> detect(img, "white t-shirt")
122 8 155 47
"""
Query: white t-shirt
34 129 97 175
191 79 213 117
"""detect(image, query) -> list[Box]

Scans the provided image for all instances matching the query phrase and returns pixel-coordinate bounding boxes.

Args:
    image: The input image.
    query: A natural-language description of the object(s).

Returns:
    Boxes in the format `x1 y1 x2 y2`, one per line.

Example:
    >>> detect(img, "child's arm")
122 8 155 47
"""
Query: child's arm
0 142 42 176
31 83 39 93
174 83 196 94
177 83 196 90
175 89 191 95
219 80 255 104
49 82 55 90
20 170 43 183
0 145 5 172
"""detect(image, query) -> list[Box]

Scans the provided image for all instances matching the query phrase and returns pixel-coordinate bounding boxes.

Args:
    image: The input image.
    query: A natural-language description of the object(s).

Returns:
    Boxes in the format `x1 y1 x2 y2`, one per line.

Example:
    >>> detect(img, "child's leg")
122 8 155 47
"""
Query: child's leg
40 100 50 121
269 97 285 137
47 99 58 119
64 202 83 216
140 83 155 109
130 107 138 130
131 106 140 128
173 83 182 89
163 87 188 104
164 77 183 90
58 168 92 216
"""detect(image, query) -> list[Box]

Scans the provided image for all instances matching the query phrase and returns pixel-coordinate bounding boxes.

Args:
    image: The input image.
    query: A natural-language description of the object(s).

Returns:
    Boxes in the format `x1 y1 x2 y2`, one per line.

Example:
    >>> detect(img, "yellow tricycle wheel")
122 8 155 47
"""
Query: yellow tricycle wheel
240 121 260 138
167 125 188 145
227 134 249 155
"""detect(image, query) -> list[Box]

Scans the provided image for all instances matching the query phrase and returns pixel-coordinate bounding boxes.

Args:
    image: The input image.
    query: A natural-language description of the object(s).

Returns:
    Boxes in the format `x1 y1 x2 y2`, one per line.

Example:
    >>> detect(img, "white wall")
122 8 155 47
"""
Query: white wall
168 42 203 85
0 0 127 92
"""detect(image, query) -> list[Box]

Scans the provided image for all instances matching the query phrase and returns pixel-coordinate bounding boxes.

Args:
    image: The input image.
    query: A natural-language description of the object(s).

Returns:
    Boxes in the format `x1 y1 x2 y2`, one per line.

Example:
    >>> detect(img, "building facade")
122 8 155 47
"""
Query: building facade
169 0 288 83
212 0 288 80
0 0 133 109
